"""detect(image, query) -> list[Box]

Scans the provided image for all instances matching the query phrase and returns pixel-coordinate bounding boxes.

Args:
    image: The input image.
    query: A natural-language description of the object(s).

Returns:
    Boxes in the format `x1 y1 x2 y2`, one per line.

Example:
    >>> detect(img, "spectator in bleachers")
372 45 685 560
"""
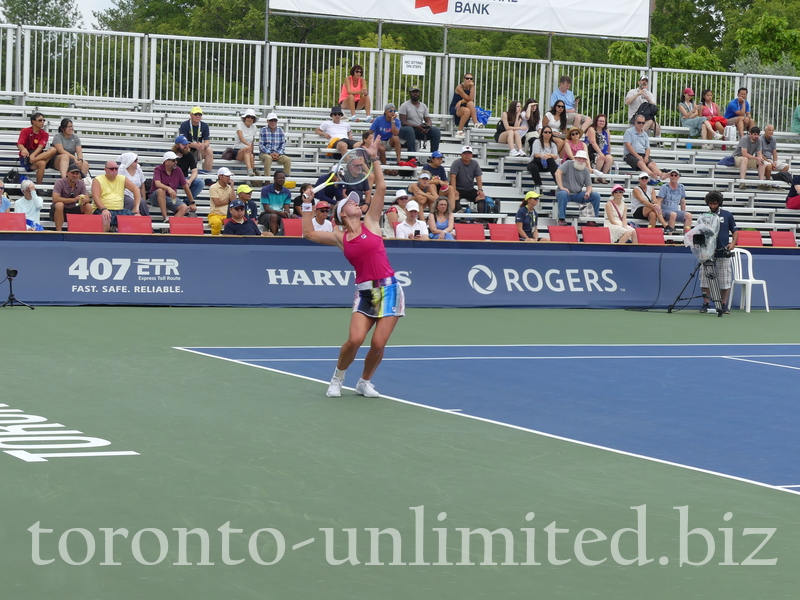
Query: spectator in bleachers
630 172 667 229
310 200 334 232
51 163 92 231
523 98 542 155
316 106 355 158
698 90 727 138
398 86 441 153
409 171 438 216
724 88 754 139
236 184 259 221
758 125 790 187
422 151 449 196
91 161 140 232
150 151 194 222
258 170 295 235
527 126 560 192
370 104 403 165
51 119 89 178
605 185 637 243
17 112 55 185
172 136 204 205
732 126 766 189
342 151 372 212
515 191 540 242
448 145 485 213
233 109 259 179
495 100 527 157
792 105 800 135
208 167 236 235
382 189 411 237
314 165 345 205
554 150 600 226
179 107 213 172
678 88 721 149
625 75 660 137
339 64 373 123
15 180 44 231
699 191 738 314
561 126 587 162
542 101 568 153
785 175 800 210
292 183 315 217
658 169 692 233
118 153 149 216
623 115 665 184
0 185 9 213
395 200 428 240
259 112 292 177
585 114 613 183
549 75 590 132
222 199 273 236
449 73 480 138
427 197 455 240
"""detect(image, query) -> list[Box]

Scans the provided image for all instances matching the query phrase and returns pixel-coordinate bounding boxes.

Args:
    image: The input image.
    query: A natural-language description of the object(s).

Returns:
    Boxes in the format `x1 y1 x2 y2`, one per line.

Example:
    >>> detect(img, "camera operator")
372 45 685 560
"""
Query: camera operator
700 191 739 314
399 86 441 153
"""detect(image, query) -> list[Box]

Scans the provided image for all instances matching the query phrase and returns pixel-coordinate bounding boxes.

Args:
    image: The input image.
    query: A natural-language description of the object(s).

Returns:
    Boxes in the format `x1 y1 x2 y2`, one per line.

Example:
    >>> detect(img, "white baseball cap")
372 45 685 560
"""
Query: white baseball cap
406 200 420 212
162 151 178 161
461 145 474 154
574 150 589 160
217 167 233 177
418 171 431 179
394 189 409 200
266 112 278 121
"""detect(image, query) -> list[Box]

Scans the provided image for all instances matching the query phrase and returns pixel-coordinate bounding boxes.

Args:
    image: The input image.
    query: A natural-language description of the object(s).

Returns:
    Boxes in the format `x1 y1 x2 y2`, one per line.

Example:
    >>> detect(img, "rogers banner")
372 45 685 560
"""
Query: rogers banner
270 0 650 39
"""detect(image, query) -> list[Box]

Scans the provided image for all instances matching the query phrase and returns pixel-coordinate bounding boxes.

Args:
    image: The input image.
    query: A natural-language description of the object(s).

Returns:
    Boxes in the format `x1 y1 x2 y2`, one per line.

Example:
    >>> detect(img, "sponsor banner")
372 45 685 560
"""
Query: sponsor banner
270 0 650 40
0 237 795 308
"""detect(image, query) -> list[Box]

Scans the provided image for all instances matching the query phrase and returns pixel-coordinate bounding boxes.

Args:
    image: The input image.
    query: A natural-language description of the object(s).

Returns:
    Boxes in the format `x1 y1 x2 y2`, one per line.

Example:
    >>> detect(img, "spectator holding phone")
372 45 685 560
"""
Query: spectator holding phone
395 200 428 239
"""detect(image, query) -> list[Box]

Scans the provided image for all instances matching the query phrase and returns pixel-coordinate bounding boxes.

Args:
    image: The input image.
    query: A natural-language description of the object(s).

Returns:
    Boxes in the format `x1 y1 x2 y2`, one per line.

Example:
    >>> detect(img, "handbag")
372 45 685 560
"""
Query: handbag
475 106 491 126
221 147 236 161
3 168 20 185
579 203 595 218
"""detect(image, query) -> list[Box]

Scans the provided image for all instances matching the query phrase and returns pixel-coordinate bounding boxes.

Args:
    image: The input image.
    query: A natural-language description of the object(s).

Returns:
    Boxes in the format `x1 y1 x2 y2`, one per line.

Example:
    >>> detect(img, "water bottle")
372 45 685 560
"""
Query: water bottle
612 164 619 177
686 142 692 149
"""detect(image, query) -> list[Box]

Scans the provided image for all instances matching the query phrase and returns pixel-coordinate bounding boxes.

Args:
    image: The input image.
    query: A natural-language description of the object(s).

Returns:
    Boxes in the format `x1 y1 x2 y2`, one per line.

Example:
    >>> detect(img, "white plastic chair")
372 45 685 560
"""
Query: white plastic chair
731 248 769 313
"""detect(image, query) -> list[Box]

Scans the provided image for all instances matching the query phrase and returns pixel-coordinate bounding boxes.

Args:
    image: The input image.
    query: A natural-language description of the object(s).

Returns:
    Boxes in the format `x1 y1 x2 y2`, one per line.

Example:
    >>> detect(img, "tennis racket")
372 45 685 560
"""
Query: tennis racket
312 148 373 193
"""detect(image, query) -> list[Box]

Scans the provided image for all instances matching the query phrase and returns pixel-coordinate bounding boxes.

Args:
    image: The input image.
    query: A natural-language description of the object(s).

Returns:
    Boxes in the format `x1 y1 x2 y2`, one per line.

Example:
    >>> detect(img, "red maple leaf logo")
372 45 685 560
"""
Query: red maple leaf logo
415 0 448 14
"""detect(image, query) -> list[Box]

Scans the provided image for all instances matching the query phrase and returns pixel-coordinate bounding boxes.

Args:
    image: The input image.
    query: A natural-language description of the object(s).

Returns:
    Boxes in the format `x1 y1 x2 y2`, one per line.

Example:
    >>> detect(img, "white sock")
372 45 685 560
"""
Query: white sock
333 368 346 380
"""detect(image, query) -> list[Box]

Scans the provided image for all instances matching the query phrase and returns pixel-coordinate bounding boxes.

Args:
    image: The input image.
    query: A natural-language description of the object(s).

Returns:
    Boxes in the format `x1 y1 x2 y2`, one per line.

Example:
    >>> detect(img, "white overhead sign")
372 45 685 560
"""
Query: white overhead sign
271 0 650 40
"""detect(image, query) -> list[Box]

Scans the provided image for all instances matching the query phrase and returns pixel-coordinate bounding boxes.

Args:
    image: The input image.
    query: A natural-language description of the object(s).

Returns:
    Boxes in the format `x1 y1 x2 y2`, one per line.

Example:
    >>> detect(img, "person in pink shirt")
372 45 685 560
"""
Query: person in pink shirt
302 137 402 399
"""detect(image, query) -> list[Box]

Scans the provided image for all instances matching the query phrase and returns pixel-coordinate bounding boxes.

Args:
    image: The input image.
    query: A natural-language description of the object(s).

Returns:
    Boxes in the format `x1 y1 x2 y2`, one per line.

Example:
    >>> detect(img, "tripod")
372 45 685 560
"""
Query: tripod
1 274 34 310
668 259 724 316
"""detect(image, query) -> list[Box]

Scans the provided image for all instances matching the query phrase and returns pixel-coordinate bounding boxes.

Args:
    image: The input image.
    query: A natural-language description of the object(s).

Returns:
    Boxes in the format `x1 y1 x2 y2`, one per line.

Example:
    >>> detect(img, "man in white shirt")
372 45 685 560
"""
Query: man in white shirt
625 75 661 137
315 106 355 158
395 200 429 239
312 200 334 232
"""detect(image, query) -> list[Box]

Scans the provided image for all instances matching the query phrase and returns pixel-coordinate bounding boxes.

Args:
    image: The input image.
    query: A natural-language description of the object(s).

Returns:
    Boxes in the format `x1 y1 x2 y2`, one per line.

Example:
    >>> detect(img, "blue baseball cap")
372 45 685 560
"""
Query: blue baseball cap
175 135 189 145
431 151 443 158
230 199 245 209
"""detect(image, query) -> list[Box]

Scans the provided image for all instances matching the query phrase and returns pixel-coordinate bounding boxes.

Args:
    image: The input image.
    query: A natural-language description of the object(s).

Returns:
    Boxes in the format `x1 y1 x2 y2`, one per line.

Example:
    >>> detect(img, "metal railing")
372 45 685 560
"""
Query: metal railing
1 23 799 133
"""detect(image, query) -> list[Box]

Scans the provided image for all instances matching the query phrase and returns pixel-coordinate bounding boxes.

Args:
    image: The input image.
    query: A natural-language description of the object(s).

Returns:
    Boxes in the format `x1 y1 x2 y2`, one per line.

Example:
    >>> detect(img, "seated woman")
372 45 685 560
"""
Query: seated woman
630 172 667 228
292 183 315 217
449 73 480 138
561 126 587 162
51 119 89 178
17 112 56 184
427 197 455 240
118 152 149 216
16 180 44 231
382 189 412 237
585 114 614 183
605 185 637 243
679 88 720 149
495 100 526 156
515 191 540 242
339 65 372 122
542 101 568 153
526 127 560 191
698 89 727 139
233 109 259 178
522 98 542 155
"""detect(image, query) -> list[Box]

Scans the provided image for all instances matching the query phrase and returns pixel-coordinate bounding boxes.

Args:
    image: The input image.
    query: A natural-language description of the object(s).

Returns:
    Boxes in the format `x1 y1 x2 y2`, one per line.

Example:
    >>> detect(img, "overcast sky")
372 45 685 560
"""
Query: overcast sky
76 0 114 29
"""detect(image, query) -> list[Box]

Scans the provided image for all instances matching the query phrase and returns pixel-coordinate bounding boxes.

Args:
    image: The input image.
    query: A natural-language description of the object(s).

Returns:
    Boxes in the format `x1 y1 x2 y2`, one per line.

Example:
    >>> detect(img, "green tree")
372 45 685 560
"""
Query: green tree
734 14 800 66
93 0 198 34
0 0 82 28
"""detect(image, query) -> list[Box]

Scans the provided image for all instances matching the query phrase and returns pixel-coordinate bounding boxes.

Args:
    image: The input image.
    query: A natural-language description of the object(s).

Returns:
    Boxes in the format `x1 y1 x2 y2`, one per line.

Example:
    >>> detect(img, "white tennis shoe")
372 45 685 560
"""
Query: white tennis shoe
355 379 379 398
326 377 343 398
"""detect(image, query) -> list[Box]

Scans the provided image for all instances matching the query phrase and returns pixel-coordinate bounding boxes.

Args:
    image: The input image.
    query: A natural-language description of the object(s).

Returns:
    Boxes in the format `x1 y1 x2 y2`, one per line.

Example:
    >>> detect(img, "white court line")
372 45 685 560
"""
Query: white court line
778 485 800 489
174 346 800 499
239 354 800 363
177 342 800 349
724 356 800 371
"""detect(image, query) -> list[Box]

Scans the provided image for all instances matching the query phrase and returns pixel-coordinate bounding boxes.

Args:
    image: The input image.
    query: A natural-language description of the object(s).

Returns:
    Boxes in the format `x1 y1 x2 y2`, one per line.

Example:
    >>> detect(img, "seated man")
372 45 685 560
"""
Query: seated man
208 167 236 236
259 113 292 177
369 104 403 164
17 112 56 185
150 151 194 222
657 169 692 234
315 106 355 158
91 161 141 232
178 107 213 172
699 191 738 314
310 200 333 232
758 125 790 187
313 166 345 205
421 150 449 195
398 86 441 153
733 126 765 189
258 170 294 235
394 200 429 240
173 135 204 202
623 116 665 183
51 163 93 231
625 75 660 137
448 145 485 213
549 76 590 131
222 199 273 236
724 88 754 139
236 184 259 220
408 171 438 215
554 150 600 226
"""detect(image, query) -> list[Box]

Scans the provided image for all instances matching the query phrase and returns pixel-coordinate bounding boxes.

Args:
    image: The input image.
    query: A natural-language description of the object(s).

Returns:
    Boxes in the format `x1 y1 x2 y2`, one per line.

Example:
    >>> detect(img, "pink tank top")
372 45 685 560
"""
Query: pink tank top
339 76 364 103
343 226 394 284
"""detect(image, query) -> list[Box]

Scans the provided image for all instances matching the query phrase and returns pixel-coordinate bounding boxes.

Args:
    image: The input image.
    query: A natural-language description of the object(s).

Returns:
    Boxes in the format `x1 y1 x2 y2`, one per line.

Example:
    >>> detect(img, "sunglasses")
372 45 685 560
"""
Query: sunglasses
570 132 580 136
355 70 362 73
317 208 331 213
387 109 396 113
231 206 245 211
636 121 646 125
332 113 343 116
105 167 118 171
35 118 45 122
464 77 473 80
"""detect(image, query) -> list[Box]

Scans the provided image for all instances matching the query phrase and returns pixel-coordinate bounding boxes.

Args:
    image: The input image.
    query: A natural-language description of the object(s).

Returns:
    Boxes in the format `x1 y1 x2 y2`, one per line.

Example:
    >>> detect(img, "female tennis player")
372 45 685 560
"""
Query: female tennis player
301 137 403 398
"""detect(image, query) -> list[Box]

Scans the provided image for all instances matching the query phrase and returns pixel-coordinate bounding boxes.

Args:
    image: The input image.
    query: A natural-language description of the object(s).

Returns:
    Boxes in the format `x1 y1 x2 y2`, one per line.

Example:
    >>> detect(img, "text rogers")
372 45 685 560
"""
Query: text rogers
470 265 618 294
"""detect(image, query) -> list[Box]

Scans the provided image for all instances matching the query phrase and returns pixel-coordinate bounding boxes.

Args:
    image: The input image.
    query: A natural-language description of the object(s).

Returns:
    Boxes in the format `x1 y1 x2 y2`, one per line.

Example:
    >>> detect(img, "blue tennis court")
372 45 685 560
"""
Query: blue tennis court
179 343 800 491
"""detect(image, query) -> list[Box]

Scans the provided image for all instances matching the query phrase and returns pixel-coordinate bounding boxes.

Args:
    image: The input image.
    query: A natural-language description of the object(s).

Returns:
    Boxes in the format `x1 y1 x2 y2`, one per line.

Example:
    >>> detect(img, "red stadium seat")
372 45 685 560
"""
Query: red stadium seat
66 213 104 232
282 219 303 237
636 228 665 245
169 217 204 235
0 212 26 231
488 223 519 241
116 215 153 234
581 226 611 243
737 230 763 246
547 225 578 242
769 230 797 247
454 223 485 240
